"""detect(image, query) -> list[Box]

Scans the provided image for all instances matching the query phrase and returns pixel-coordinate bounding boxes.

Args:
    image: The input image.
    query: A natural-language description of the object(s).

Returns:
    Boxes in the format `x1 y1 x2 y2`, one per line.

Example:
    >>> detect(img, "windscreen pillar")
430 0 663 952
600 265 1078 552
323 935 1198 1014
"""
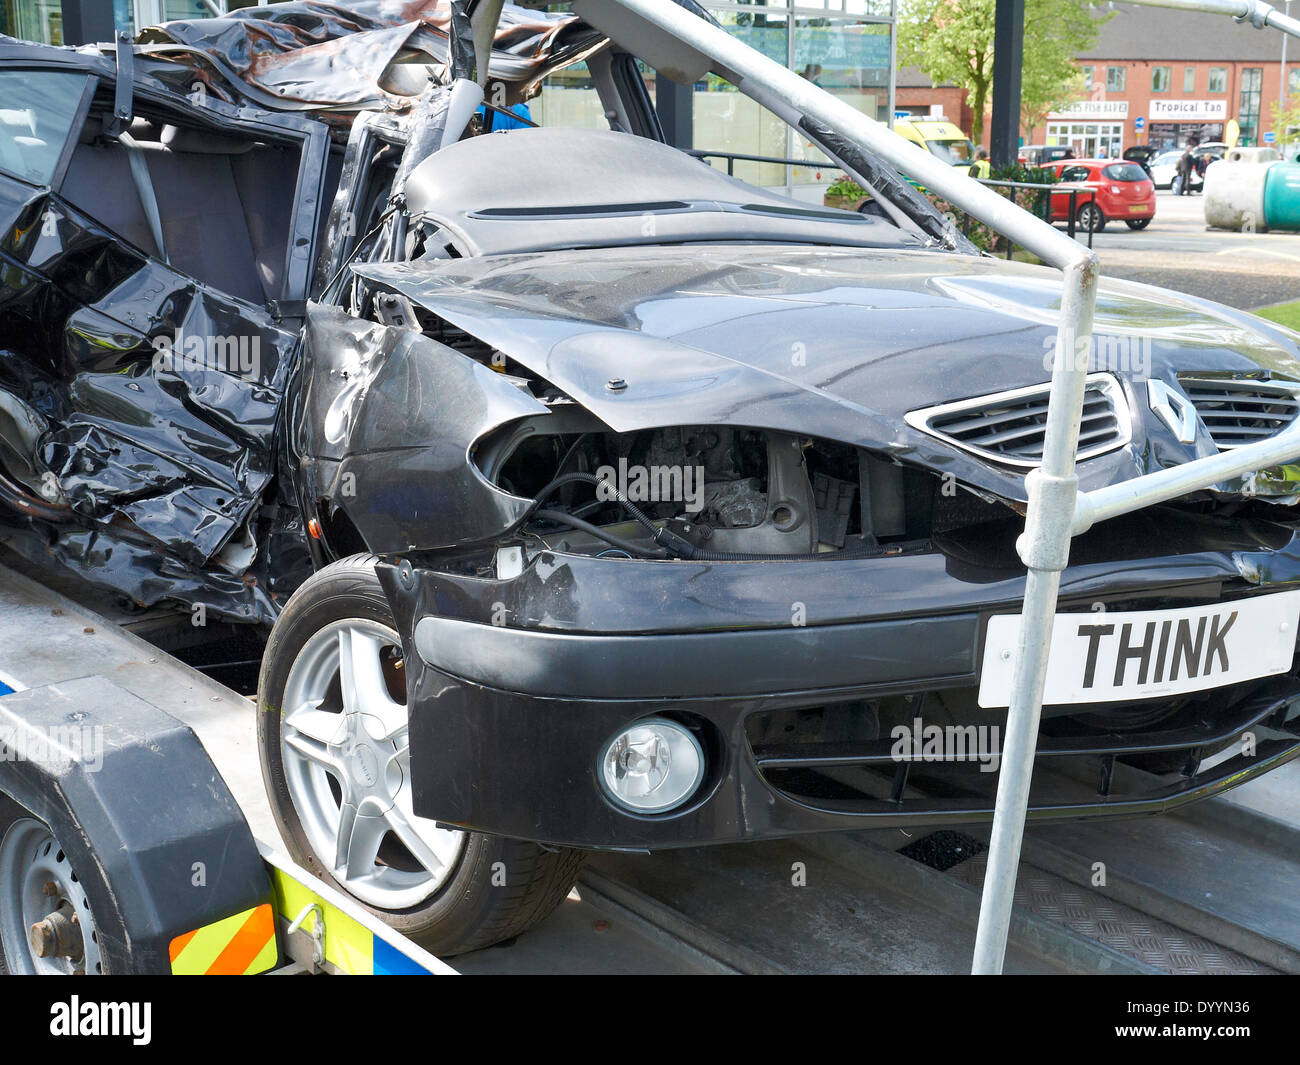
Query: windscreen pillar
657 76 694 150
990 0 1025 168
61 0 117 46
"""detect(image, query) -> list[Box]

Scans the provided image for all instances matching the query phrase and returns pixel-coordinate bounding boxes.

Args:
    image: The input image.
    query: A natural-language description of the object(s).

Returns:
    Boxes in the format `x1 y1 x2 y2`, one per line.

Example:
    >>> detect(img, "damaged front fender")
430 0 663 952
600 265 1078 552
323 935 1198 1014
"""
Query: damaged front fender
292 303 549 554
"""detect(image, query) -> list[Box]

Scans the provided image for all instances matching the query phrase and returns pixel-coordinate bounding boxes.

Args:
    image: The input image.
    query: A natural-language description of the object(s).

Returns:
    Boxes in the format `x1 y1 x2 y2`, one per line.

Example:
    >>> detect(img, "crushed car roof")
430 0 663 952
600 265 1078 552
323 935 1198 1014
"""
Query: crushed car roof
131 1 620 112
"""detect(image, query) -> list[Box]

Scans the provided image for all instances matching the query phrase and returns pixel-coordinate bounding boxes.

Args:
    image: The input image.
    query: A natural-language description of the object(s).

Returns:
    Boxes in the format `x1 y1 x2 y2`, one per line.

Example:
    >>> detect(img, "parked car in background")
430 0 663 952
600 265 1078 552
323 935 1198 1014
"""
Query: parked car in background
1047 158 1157 231
1188 141 1229 189
1122 145 1159 177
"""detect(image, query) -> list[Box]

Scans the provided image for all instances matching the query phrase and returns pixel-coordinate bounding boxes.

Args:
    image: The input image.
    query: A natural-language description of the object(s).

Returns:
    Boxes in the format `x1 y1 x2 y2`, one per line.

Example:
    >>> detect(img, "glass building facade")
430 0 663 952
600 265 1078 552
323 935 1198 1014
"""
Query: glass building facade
1 0 264 44
536 0 897 197
4 0 895 197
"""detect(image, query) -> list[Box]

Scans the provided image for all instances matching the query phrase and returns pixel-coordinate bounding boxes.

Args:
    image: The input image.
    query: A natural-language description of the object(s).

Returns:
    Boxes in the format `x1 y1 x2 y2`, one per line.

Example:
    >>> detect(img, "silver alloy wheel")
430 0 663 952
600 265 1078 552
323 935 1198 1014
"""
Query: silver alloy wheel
1077 203 1103 232
0 817 104 975
280 618 465 910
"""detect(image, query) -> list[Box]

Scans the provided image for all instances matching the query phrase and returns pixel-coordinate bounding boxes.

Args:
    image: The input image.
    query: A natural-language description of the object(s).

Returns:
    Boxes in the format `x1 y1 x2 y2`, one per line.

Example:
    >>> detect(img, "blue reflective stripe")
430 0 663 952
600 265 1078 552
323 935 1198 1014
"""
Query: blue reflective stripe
372 935 432 975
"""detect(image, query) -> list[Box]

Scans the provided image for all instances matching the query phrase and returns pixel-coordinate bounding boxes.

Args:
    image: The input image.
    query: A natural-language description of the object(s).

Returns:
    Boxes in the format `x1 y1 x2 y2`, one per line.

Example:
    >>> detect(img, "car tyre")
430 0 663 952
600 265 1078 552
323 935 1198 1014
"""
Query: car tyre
1125 218 1151 230
1076 202 1106 232
257 554 585 956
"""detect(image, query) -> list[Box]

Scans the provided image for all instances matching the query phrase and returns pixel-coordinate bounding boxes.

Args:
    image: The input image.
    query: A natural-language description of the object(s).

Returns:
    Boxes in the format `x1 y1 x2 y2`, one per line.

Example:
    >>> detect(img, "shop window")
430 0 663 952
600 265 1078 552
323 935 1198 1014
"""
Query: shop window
2 0 63 43
1239 67 1263 144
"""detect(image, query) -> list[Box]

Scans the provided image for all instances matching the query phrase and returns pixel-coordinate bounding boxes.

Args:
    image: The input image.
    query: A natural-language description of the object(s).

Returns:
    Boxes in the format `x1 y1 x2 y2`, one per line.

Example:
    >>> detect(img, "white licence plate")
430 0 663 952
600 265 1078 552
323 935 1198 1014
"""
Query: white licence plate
977 591 1300 708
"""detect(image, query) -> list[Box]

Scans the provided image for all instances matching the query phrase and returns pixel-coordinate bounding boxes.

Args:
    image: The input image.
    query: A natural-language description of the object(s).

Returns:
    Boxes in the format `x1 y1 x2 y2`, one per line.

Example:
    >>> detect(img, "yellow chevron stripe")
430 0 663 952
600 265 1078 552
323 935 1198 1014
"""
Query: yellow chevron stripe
170 904 277 976
240 931 280 975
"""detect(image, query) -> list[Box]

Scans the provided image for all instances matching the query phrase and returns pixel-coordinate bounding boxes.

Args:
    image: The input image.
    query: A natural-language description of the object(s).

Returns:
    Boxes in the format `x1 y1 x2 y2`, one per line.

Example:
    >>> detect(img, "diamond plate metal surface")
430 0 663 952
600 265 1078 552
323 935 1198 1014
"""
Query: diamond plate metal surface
951 855 1276 975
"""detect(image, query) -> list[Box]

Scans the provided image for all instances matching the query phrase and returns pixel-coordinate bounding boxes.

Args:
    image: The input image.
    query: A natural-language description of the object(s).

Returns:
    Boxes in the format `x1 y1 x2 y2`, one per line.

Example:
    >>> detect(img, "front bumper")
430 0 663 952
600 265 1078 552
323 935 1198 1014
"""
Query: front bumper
378 530 1300 851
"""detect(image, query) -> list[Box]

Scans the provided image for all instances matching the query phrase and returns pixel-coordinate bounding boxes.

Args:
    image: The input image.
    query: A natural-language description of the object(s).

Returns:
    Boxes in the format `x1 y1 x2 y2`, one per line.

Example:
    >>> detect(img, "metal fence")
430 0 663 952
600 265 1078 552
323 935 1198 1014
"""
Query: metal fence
687 149 1095 252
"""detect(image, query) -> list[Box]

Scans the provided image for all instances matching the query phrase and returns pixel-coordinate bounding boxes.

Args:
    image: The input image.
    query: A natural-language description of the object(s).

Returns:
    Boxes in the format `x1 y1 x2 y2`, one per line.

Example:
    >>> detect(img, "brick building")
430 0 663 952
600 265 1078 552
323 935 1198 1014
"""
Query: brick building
896 2 1295 154
1056 1 1296 153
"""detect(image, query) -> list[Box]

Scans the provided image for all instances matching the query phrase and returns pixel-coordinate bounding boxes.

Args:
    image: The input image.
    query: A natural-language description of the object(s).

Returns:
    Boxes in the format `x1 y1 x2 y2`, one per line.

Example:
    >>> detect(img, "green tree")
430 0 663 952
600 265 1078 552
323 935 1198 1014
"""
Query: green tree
1270 97 1300 149
898 0 1107 146
1021 71 1086 144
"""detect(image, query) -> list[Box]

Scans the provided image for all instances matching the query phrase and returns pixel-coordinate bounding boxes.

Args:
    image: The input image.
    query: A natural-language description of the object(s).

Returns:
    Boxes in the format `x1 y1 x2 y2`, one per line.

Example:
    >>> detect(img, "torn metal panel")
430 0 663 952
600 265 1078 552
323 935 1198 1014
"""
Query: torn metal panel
445 0 476 82
383 511 1300 635
133 1 609 113
312 108 409 298
0 180 304 619
292 303 548 552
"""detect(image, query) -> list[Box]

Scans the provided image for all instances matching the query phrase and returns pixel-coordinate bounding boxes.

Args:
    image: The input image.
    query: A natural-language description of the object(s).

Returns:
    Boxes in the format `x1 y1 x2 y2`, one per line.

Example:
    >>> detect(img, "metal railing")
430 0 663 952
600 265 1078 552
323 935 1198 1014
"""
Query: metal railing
686 149 1095 252
686 147 828 177
1123 0 1300 35
977 179 1097 250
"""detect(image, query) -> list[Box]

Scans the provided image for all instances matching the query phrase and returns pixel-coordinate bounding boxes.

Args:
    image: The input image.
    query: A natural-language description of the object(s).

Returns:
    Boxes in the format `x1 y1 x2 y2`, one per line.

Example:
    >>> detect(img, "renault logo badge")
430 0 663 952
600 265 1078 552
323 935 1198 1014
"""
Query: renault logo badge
1147 380 1199 444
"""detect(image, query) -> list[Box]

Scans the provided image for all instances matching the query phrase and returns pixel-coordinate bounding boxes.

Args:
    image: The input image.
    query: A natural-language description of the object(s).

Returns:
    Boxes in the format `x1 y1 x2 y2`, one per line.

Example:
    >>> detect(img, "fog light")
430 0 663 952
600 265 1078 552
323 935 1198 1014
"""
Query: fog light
600 718 705 813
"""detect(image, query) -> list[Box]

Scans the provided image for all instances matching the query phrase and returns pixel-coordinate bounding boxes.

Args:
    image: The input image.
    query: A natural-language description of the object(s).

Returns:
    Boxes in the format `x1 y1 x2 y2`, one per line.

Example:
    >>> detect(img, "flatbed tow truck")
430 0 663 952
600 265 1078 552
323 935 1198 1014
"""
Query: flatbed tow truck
1 548 1296 976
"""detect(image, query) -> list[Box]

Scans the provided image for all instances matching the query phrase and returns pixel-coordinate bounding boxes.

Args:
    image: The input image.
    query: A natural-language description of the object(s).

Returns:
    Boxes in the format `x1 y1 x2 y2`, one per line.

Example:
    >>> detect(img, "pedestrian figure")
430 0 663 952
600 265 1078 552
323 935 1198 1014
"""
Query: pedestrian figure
1175 145 1195 195
969 147 991 180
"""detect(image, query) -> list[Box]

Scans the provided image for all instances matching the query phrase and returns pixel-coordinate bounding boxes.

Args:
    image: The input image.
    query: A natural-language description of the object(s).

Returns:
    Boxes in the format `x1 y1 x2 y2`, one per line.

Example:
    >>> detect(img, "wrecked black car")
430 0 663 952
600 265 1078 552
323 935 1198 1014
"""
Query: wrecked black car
3 0 1300 954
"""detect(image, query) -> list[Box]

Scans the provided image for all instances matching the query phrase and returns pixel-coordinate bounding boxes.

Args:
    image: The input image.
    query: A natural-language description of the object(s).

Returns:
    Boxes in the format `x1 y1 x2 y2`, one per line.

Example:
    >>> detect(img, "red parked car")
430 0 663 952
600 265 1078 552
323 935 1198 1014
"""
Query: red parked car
1046 159 1156 232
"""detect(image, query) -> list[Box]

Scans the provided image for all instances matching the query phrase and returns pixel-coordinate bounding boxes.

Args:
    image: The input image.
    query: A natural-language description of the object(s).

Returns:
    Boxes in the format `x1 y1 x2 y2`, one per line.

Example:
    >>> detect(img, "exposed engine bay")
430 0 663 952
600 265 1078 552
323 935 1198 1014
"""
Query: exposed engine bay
484 422 944 564
357 292 959 568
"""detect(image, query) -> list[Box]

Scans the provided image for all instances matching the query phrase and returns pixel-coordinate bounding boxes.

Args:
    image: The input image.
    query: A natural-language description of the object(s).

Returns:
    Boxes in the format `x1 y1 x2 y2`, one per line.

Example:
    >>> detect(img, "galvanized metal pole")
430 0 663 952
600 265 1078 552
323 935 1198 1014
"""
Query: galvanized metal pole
971 257 1097 974
970 1 1298 971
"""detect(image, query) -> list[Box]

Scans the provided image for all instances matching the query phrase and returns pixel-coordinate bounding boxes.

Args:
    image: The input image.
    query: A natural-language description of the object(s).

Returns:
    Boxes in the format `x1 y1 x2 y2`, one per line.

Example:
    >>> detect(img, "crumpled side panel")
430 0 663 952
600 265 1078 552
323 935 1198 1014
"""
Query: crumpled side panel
293 303 548 553
0 177 307 620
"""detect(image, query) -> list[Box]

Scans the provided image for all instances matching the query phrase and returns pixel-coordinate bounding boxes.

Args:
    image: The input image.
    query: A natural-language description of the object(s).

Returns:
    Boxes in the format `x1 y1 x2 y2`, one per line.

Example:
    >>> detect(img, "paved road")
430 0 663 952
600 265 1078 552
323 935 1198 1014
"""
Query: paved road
1055 190 1300 310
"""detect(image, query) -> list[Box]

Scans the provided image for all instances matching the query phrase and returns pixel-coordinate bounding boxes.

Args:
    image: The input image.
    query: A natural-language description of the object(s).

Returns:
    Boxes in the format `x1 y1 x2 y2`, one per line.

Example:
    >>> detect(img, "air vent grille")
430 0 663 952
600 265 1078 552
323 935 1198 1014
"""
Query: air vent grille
905 374 1129 467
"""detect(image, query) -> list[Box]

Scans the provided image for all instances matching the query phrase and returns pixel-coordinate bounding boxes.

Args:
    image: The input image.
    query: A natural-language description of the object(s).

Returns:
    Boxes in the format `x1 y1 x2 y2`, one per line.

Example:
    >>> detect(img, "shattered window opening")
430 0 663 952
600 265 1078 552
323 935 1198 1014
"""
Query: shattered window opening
0 70 88 186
